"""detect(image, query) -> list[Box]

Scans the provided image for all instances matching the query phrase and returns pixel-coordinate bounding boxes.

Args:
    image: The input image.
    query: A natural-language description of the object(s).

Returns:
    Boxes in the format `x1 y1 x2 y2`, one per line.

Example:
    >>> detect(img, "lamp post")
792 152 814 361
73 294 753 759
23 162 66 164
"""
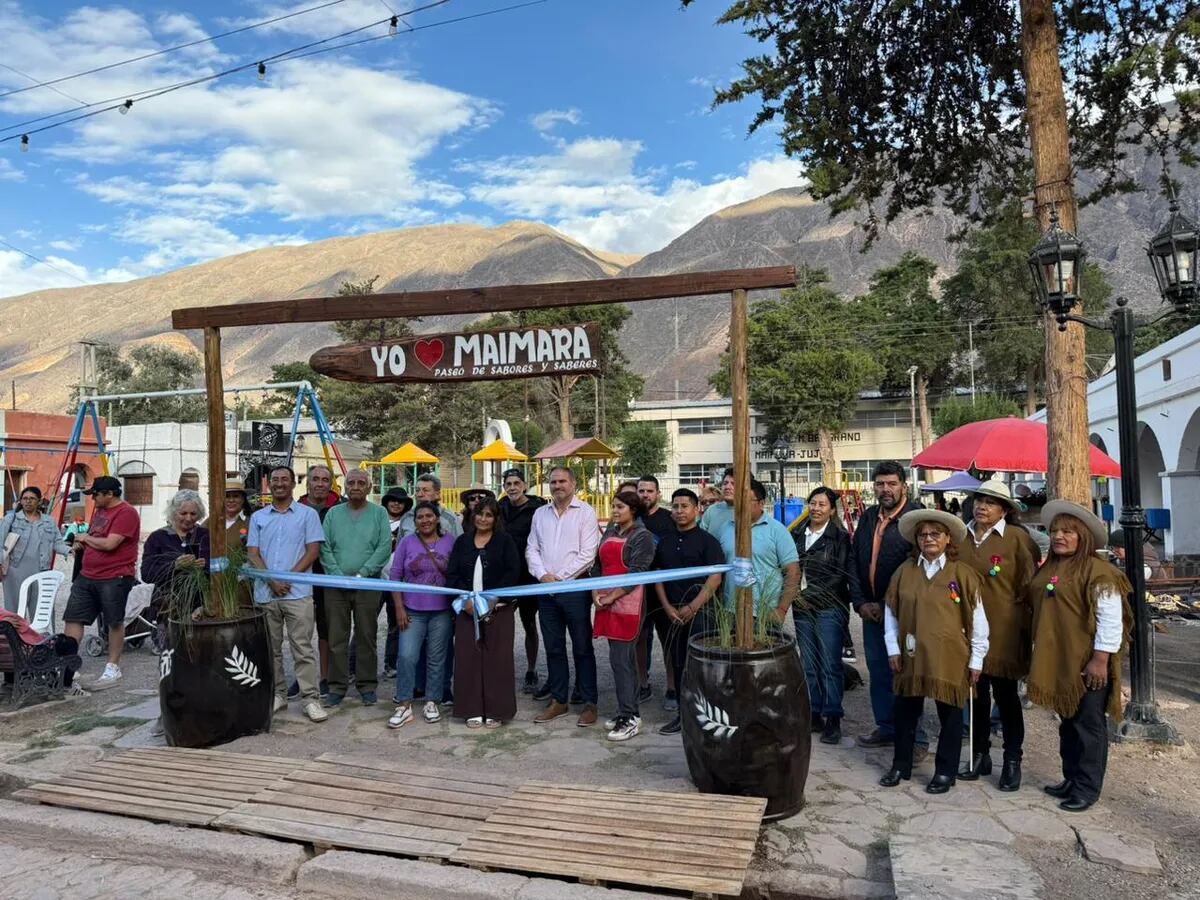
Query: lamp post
772 438 790 524
1028 200 1196 744
907 365 918 462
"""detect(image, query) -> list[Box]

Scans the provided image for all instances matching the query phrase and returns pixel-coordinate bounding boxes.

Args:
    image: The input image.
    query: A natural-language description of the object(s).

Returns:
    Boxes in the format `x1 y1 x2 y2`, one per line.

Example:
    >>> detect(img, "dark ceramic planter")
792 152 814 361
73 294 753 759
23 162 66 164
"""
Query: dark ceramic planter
160 609 274 748
680 631 811 820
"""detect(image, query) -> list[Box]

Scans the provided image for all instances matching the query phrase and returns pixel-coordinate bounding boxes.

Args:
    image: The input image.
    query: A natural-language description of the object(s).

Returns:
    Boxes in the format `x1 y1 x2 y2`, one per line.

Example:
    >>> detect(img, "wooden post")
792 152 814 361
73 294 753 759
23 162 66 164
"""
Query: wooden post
1021 0 1090 505
204 327 228 576
730 288 754 649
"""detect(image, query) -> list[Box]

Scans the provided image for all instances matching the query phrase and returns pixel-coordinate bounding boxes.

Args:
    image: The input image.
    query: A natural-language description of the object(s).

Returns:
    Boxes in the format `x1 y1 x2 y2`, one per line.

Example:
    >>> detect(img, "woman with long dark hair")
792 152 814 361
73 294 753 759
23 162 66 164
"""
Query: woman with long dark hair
1028 500 1131 812
448 497 521 727
793 486 852 745
592 489 655 742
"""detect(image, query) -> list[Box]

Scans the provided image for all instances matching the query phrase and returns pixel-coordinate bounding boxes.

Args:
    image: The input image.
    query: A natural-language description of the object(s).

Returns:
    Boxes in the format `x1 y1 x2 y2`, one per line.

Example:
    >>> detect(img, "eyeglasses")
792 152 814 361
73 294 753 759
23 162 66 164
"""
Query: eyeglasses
915 530 945 540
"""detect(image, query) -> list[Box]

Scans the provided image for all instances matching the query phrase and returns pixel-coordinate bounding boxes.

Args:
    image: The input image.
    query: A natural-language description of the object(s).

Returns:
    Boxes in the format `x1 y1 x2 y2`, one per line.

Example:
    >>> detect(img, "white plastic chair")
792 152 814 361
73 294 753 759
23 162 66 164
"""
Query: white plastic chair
16 570 65 635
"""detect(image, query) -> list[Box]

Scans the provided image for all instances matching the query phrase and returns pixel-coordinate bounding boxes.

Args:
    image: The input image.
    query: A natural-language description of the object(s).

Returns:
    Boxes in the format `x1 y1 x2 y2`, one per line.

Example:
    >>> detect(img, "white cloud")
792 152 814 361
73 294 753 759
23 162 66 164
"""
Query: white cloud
48 239 80 251
110 215 307 274
0 249 134 298
0 159 24 181
530 107 581 133
464 139 806 253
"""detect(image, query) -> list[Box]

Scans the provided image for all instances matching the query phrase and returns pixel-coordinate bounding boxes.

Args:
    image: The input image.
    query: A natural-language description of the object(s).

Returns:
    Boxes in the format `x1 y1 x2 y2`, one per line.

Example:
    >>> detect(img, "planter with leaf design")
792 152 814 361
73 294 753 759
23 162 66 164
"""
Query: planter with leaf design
680 630 811 820
159 609 273 748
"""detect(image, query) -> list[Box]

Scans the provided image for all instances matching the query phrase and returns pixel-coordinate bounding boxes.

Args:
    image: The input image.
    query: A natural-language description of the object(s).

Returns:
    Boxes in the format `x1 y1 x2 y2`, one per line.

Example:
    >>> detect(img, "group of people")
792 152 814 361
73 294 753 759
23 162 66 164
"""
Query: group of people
2 455 1135 811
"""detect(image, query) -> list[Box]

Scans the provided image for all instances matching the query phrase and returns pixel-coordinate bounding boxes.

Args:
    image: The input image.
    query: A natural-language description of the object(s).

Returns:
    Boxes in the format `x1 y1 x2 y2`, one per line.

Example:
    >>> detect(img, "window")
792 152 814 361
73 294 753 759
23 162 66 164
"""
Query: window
123 475 154 506
678 465 709 485
1163 359 1172 381
678 417 732 435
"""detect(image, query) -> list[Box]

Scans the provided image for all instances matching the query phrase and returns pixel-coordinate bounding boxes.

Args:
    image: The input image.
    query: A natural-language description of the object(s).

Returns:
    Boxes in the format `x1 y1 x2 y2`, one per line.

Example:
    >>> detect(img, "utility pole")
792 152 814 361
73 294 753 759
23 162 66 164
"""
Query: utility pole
1021 0 1090 505
968 322 977 404
674 298 680 400
907 365 918 461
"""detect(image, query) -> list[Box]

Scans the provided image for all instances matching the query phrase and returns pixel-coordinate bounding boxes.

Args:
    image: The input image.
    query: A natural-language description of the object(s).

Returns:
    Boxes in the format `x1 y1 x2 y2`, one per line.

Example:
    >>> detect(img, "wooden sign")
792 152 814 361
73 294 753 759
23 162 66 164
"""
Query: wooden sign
309 322 602 383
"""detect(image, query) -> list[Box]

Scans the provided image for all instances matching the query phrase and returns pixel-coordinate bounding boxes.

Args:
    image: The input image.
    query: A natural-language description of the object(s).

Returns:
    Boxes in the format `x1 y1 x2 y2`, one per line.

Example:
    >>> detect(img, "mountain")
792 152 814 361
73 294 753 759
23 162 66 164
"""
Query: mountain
0 176 1177 411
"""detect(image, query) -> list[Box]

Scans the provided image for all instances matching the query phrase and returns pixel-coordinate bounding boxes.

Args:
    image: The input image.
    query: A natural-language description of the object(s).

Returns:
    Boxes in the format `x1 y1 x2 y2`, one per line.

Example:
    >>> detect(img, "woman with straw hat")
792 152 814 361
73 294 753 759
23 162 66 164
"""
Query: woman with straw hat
879 509 989 795
1028 500 1132 813
956 480 1037 792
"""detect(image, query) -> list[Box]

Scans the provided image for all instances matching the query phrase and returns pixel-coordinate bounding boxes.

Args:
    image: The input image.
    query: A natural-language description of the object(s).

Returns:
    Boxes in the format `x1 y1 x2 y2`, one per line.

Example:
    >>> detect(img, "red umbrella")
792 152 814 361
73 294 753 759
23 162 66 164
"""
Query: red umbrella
912 418 1121 477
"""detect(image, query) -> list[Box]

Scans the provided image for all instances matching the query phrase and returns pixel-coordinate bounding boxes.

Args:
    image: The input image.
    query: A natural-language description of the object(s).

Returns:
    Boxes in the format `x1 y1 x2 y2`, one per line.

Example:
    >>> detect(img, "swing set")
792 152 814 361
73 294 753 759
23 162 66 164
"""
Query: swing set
48 380 347 532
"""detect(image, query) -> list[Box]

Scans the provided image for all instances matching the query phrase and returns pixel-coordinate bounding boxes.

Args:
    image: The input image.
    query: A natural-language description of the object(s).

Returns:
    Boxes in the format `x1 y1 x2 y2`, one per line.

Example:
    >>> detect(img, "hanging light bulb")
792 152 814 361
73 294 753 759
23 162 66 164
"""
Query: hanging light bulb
257 62 267 81
389 15 398 35
19 134 29 152
119 99 132 115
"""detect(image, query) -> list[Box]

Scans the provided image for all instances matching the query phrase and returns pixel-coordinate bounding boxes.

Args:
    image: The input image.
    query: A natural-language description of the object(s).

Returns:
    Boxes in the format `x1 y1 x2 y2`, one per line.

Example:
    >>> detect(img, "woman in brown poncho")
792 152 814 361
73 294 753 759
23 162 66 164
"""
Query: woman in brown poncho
879 510 990 795
956 480 1036 792
1027 500 1131 813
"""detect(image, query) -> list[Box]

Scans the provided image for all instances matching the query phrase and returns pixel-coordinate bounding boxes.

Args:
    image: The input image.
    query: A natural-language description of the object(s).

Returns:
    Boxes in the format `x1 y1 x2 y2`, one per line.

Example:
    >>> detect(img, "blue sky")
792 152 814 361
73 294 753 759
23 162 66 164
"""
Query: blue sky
0 0 804 297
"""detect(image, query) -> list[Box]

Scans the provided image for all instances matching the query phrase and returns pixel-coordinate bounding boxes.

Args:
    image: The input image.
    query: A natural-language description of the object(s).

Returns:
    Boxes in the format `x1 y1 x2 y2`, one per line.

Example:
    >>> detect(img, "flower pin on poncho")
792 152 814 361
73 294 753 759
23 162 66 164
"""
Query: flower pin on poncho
949 580 961 604
1046 575 1060 596
989 555 1002 577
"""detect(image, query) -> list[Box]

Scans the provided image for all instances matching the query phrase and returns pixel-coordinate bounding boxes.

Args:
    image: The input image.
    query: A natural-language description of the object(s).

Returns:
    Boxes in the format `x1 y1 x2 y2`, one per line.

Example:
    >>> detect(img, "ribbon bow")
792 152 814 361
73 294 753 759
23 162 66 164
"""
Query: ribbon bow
731 557 757 588
452 556 492 640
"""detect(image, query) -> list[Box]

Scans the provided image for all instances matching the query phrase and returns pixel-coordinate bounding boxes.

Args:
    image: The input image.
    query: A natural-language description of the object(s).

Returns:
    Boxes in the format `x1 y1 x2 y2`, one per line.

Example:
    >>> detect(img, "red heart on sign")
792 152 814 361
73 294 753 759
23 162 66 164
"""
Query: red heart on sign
414 338 445 370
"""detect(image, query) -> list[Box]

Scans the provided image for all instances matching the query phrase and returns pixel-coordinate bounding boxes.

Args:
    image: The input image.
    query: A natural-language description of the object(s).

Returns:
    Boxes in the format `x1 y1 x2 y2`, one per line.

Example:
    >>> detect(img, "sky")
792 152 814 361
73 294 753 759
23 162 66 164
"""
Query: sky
0 0 806 298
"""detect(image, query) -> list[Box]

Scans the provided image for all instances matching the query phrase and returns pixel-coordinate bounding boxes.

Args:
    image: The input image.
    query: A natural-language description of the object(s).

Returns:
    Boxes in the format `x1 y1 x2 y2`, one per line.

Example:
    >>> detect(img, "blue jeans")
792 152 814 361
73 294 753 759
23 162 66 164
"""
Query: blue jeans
862 617 927 745
414 633 454 700
394 609 453 704
538 591 597 706
795 607 846 719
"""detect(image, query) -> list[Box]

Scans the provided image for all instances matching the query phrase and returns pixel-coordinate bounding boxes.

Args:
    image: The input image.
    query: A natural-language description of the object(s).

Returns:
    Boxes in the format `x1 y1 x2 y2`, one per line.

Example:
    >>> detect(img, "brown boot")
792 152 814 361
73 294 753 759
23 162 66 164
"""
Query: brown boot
533 701 569 723
576 704 598 727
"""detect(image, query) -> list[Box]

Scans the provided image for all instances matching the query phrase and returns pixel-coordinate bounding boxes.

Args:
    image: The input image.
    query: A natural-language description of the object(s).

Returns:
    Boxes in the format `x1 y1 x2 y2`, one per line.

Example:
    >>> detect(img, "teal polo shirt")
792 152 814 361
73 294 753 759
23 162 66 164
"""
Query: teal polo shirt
718 511 799 612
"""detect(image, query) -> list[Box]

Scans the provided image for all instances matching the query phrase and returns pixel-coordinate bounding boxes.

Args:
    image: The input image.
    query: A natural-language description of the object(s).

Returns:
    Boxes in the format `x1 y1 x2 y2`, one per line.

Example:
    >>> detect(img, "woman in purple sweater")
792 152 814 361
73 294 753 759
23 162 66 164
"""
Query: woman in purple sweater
387 501 456 729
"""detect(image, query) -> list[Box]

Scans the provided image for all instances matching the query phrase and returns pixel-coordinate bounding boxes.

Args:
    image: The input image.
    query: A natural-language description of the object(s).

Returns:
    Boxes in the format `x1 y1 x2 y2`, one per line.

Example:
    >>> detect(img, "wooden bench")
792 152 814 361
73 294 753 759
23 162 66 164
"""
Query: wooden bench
0 622 80 709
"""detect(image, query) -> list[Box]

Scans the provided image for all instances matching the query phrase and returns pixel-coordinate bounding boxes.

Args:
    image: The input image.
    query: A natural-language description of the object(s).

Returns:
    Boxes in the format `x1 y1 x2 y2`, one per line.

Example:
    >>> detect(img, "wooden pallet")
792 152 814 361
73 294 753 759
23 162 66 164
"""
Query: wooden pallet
213 752 517 860
13 747 300 826
449 781 766 897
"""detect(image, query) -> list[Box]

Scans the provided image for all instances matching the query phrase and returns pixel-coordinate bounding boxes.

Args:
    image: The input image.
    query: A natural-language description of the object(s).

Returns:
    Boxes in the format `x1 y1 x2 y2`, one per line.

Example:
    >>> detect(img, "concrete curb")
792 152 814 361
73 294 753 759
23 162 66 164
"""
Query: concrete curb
0 797 308 885
296 850 662 900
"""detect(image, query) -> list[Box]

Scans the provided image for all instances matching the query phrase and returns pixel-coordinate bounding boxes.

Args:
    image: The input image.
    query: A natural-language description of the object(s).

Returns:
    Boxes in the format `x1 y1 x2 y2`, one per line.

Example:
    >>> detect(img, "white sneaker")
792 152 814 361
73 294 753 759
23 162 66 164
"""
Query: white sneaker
273 695 288 713
66 683 89 698
423 700 441 723
388 704 413 729
303 701 328 722
604 716 618 730
606 716 640 742
90 663 123 691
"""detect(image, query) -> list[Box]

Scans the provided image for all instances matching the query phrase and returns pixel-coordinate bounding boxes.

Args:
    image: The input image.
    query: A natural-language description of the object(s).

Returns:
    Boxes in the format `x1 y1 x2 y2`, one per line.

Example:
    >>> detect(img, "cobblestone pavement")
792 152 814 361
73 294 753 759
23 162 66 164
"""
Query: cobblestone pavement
2 598 1197 899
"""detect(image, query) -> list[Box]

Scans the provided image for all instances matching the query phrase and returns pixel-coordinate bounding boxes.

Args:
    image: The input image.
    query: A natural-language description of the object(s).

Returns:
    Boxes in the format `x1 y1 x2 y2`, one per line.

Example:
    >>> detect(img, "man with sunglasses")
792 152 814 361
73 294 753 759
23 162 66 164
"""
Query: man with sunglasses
62 476 141 690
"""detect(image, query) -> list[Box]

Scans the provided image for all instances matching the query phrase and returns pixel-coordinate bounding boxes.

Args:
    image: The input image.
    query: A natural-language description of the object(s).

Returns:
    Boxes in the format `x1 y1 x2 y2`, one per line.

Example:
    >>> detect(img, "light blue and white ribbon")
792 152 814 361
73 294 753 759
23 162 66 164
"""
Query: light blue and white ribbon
730 557 757 588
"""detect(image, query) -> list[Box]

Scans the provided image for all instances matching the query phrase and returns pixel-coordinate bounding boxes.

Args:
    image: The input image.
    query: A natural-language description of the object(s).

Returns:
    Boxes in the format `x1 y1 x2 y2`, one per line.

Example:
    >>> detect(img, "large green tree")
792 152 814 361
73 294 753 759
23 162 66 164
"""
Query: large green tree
857 254 956 450
933 394 1023 438
684 0 1200 504
72 343 205 425
712 269 883 483
615 421 670 478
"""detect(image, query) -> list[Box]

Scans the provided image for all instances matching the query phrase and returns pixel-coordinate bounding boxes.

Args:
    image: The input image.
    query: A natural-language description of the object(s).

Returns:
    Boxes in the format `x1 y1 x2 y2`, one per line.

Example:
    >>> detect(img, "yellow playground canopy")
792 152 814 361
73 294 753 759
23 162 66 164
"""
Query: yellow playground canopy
471 439 528 462
378 442 439 465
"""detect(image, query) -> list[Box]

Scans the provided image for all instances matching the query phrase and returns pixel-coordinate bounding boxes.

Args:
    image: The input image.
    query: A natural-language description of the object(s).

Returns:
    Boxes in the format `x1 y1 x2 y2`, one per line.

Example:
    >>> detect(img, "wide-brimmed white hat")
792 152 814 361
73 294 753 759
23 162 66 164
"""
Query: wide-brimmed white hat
969 479 1018 510
1041 500 1107 547
899 508 968 544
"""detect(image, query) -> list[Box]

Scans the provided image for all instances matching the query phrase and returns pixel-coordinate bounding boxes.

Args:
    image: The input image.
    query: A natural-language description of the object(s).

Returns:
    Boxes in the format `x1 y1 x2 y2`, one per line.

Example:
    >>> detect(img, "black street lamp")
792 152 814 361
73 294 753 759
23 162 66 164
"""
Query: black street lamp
1029 199 1198 744
772 438 790 524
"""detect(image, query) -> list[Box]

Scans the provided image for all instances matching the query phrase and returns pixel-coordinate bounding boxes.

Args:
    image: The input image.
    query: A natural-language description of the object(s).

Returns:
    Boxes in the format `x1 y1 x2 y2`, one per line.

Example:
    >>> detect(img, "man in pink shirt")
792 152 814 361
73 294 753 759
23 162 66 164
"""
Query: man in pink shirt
526 466 600 726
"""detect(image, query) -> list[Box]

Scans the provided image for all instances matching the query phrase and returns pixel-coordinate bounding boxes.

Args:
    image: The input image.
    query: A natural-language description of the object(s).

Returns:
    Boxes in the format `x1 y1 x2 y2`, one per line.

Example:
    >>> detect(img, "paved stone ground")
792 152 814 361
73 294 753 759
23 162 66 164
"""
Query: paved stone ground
2 597 1197 899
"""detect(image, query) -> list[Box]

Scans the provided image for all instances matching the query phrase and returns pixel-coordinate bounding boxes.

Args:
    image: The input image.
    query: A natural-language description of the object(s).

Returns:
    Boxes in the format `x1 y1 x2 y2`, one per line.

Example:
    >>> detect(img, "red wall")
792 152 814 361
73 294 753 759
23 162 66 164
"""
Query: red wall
3 410 107 517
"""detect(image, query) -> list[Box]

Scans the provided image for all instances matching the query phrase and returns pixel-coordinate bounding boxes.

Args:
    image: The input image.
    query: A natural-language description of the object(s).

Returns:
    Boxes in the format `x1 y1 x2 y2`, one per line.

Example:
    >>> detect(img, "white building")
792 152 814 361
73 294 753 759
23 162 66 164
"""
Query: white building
627 395 920 495
1030 321 1200 560
107 418 372 533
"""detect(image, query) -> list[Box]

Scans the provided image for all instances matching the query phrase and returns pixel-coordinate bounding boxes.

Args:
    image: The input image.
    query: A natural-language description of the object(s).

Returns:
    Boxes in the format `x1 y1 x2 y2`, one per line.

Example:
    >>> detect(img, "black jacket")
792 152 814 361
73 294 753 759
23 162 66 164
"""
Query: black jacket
794 523 852 614
848 498 924 610
498 494 546 583
445 532 521 598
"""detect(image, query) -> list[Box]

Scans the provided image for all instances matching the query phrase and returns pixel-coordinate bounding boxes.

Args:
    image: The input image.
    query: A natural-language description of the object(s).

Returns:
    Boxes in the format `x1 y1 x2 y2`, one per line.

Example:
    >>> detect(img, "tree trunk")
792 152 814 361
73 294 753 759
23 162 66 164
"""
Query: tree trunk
916 374 933 451
817 427 837 486
557 390 572 441
1025 361 1040 416
1020 0 1091 504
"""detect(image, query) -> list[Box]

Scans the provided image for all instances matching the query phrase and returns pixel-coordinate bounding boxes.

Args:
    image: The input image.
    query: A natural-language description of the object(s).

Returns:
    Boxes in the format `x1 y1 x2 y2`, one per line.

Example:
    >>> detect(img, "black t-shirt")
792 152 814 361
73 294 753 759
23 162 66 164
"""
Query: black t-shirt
642 506 675 541
654 525 724 606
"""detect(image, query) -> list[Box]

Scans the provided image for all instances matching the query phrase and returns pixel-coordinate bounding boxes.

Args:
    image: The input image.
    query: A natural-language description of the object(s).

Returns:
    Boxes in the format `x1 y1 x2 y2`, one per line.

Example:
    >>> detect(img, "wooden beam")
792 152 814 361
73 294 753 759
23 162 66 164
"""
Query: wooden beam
172 267 796 331
729 288 754 649
204 327 228 602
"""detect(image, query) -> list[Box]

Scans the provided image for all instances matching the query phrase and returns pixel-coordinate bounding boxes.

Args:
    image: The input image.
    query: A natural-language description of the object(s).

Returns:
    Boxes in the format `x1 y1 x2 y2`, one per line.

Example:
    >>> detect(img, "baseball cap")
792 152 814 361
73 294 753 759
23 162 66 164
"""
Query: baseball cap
83 475 122 495
501 468 524 482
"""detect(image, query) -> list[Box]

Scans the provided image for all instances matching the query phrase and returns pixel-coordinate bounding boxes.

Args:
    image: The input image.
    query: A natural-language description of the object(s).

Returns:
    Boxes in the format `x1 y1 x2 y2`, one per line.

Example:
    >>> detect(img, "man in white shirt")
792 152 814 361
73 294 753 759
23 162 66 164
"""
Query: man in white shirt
526 466 601 727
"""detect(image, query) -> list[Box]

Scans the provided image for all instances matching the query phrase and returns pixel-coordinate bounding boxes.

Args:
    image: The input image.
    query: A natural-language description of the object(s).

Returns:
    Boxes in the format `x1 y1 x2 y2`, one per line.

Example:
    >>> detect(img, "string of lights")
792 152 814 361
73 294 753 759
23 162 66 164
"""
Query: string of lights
3 0 547 149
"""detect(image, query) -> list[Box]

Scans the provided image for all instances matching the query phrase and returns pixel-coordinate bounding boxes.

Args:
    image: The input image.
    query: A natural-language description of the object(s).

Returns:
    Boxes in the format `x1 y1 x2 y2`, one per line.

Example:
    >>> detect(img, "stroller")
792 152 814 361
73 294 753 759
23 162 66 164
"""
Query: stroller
83 581 166 657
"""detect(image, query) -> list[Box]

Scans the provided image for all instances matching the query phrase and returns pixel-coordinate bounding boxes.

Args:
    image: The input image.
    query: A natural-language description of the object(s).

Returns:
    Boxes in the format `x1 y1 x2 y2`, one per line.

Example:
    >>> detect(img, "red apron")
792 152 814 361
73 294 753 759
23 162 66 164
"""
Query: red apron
592 532 644 643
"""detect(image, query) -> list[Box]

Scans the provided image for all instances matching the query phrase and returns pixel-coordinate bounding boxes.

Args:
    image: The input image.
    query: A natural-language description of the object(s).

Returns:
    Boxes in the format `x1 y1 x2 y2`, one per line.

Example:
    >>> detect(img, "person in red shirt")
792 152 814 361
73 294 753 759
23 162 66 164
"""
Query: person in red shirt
62 476 141 690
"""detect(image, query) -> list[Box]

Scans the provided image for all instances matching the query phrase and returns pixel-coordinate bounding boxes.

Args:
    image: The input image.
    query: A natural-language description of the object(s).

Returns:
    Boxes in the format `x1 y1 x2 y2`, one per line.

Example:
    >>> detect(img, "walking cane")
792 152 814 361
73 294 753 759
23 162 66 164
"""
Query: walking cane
968 680 975 762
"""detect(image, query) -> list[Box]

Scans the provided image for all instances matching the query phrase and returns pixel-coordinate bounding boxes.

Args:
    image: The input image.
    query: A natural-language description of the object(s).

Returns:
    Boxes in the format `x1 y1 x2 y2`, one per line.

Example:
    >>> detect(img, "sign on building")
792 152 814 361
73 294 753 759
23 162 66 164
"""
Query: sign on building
251 422 286 451
309 323 601 383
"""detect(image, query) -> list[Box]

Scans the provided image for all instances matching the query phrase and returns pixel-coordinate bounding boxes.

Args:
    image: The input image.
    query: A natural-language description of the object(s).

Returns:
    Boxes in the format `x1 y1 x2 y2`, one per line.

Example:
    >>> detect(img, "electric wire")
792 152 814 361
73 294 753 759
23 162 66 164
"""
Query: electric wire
0 236 91 285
